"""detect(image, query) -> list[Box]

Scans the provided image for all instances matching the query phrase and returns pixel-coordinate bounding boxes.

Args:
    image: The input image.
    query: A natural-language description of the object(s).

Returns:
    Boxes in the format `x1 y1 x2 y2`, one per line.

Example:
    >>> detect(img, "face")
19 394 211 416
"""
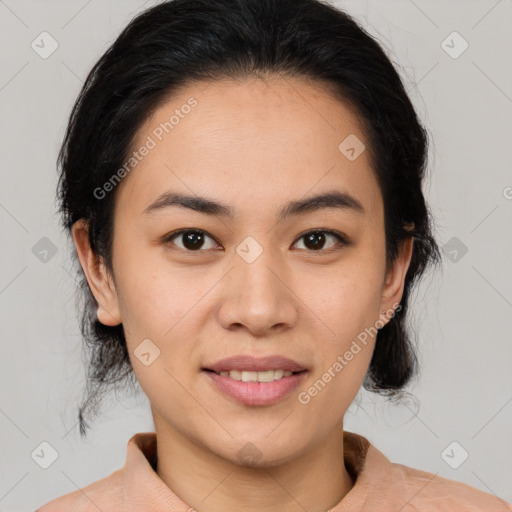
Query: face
73 76 412 466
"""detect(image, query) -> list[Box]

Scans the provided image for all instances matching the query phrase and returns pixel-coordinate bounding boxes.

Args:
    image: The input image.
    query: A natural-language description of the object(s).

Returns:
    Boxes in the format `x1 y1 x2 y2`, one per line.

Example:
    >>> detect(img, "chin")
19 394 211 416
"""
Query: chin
212 436 308 469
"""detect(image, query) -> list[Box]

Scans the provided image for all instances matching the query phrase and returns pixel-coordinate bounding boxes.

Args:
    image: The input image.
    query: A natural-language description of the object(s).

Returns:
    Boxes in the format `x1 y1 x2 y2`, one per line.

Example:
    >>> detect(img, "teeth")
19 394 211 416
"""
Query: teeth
242 371 258 382
217 369 295 382
274 369 284 380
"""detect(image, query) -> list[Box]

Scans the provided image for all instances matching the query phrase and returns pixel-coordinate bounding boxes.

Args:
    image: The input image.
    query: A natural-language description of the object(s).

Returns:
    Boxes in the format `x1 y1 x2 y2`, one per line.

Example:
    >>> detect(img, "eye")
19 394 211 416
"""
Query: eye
163 228 348 253
164 229 220 252
292 229 348 252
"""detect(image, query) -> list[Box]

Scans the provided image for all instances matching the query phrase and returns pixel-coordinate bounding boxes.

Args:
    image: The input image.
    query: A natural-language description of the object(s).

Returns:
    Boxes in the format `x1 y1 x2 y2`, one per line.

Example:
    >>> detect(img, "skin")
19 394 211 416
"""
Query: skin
72 76 413 512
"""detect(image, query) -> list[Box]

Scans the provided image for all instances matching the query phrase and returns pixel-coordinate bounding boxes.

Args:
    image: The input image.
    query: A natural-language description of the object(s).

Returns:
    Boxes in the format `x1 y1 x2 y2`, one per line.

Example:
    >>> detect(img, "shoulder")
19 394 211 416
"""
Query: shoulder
35 468 124 512
384 460 512 511
344 432 512 511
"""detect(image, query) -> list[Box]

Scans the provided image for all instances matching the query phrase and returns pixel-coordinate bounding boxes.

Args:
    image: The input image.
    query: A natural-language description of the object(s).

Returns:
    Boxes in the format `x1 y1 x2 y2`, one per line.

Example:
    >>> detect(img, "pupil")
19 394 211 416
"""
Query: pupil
305 232 325 250
183 231 204 250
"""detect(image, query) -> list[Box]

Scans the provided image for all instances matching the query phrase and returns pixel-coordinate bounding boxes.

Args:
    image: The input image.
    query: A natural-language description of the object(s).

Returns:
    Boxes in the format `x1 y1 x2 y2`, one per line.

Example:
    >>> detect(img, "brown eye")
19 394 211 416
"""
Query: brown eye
163 228 348 254
293 230 347 251
165 229 219 251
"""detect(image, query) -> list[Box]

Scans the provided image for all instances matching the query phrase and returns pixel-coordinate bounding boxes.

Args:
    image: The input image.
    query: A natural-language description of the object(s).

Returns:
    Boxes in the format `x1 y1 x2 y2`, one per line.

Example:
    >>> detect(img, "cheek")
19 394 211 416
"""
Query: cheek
294 239 385 397
113 248 222 388
294 267 383 433
115 261 205 414
301 254 384 341
113 240 203 334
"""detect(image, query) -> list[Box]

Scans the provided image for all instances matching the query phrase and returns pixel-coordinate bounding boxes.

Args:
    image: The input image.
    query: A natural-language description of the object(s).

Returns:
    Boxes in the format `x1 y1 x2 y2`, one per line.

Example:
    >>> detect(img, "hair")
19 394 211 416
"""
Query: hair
56 0 441 438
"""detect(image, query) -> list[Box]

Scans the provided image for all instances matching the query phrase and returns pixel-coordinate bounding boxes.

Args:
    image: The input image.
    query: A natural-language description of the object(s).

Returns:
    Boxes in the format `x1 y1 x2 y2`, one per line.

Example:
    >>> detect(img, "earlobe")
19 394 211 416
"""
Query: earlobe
71 219 122 327
96 303 122 327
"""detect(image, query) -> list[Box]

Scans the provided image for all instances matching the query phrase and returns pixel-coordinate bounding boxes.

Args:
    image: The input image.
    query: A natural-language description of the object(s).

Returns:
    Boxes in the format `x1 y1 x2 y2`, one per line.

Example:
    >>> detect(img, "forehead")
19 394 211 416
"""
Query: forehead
114 76 382 222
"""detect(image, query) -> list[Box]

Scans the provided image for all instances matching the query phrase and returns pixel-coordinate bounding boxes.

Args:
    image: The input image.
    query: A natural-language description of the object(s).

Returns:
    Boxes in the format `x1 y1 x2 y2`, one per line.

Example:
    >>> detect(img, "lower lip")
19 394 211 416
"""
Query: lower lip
203 370 308 406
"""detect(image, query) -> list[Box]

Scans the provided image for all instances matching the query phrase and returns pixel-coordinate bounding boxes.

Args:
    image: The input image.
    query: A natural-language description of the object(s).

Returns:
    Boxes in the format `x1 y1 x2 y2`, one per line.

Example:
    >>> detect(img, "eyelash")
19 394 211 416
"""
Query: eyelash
162 228 350 254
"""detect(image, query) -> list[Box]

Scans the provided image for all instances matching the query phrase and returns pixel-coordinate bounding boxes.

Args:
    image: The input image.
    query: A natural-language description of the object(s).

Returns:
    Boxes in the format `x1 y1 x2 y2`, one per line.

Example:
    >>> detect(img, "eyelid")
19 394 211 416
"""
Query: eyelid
162 228 350 252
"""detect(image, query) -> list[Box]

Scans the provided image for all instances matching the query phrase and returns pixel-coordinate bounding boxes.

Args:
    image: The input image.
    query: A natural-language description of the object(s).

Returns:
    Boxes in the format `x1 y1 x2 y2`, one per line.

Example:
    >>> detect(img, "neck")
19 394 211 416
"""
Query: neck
154 419 354 512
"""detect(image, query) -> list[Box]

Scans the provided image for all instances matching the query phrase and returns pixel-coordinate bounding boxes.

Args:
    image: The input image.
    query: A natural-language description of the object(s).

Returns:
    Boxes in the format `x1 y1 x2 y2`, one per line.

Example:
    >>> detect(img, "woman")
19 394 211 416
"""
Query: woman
37 0 511 510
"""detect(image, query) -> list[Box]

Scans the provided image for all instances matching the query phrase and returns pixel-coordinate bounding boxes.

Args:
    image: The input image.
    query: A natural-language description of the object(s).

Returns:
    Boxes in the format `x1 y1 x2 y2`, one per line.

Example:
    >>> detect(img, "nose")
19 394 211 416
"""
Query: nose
217 243 299 336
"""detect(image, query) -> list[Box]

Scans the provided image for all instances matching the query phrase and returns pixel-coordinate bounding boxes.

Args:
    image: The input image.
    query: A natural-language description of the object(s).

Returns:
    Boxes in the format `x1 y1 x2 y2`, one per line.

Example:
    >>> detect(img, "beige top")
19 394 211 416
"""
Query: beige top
37 430 512 511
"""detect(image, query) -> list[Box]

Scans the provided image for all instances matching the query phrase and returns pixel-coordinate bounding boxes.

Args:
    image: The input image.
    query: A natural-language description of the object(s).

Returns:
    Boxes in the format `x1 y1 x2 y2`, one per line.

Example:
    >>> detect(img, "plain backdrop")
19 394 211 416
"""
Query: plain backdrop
0 0 511 509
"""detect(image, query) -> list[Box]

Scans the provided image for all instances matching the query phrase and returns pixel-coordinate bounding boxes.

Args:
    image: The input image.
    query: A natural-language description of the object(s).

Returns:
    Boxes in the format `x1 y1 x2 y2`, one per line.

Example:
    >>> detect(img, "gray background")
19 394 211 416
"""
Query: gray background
0 0 511 510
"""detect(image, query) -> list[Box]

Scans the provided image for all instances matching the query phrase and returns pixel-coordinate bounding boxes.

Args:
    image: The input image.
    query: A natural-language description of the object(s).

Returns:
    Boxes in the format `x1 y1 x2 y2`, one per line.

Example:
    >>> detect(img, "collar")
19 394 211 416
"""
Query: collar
120 429 388 511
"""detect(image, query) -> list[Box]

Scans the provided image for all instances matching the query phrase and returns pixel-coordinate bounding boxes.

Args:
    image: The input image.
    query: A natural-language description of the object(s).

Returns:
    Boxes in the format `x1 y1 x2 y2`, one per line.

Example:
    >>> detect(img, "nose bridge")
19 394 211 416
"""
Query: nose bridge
235 234 285 300
218 234 298 333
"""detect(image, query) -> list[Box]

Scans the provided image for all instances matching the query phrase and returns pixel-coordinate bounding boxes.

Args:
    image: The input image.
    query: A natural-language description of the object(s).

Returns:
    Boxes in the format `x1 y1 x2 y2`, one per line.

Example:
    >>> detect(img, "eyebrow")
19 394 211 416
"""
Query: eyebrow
142 189 365 221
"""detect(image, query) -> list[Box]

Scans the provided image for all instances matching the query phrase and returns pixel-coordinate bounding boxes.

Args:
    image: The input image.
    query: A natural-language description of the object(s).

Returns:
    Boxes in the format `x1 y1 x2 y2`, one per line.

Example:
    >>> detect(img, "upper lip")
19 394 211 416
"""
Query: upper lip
203 355 308 373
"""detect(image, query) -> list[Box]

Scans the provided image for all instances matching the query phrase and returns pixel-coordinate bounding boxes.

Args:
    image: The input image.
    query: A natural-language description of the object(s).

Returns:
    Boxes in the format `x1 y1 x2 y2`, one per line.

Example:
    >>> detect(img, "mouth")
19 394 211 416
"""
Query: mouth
201 367 308 406
201 354 309 405
202 368 307 382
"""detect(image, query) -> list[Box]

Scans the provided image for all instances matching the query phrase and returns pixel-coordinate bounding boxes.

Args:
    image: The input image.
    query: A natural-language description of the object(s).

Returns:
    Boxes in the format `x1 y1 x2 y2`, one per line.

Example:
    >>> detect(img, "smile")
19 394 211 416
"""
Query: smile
211 369 296 382
203 369 308 406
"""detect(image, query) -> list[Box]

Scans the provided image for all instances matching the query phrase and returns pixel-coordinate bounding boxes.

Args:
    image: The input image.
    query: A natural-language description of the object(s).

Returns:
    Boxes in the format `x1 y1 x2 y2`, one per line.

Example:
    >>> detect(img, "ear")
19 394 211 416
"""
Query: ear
378 229 414 327
71 219 122 327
